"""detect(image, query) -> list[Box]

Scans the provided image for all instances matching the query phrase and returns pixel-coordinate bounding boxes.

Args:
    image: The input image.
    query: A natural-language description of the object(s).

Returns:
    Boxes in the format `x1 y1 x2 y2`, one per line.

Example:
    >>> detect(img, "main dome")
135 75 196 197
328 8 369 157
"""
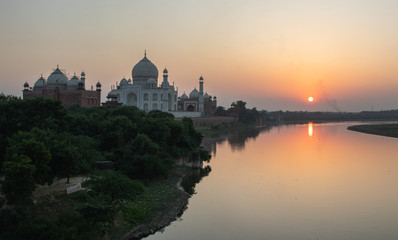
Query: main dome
132 56 158 80
47 67 68 85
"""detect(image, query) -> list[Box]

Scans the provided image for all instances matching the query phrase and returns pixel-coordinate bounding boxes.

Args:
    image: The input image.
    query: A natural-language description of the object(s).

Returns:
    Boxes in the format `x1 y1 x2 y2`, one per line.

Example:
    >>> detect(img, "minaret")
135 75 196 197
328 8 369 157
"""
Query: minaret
81 71 86 89
198 76 204 115
199 76 204 94
161 68 170 88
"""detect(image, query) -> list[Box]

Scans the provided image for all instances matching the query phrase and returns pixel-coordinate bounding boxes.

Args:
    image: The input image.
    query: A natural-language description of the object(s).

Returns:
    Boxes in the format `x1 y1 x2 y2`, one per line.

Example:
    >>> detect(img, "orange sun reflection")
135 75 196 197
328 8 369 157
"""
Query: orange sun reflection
308 122 313 137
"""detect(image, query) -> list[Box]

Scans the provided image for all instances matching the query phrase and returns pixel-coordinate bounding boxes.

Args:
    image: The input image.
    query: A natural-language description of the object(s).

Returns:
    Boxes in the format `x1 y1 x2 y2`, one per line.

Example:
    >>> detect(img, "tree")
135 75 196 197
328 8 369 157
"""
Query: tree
84 171 145 201
120 134 173 179
0 97 67 166
49 137 81 183
5 135 52 185
215 106 226 116
99 115 138 150
1 154 36 204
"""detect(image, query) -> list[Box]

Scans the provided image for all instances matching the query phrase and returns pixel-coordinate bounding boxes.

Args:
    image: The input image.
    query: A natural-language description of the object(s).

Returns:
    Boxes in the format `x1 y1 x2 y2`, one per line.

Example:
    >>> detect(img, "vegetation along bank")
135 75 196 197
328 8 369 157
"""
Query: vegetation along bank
0 95 210 240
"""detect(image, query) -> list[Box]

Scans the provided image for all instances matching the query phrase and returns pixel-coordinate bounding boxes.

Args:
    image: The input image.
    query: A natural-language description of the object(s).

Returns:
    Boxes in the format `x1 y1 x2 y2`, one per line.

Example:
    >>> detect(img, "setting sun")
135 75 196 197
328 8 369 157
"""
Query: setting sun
308 97 314 102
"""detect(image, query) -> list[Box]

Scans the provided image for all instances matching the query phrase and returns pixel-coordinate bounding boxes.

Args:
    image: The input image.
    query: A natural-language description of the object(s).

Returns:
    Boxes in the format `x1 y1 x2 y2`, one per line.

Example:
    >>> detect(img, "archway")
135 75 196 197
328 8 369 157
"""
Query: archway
127 92 137 106
187 105 195 112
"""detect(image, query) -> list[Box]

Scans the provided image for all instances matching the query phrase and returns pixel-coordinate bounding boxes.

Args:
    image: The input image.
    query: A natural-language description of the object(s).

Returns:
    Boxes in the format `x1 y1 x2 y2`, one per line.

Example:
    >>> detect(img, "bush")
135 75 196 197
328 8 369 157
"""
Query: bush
84 171 145 201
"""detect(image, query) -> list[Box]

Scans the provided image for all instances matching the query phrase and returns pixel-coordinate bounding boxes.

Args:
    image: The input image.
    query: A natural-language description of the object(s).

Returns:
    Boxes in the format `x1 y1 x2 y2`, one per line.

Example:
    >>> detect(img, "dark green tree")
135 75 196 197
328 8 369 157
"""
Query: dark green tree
5 135 52 185
1 154 36 204
99 115 138 150
120 134 173 179
0 97 67 166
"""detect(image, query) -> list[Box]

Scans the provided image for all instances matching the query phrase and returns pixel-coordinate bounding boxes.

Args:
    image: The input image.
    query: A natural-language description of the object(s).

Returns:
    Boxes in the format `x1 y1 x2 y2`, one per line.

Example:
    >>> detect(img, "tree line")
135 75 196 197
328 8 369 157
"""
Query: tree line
0 95 203 204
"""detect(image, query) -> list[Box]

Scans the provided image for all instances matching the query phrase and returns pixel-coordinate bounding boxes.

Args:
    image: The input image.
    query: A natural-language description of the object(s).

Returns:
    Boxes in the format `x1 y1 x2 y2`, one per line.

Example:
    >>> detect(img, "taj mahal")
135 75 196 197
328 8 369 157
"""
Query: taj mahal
105 52 217 117
22 52 217 117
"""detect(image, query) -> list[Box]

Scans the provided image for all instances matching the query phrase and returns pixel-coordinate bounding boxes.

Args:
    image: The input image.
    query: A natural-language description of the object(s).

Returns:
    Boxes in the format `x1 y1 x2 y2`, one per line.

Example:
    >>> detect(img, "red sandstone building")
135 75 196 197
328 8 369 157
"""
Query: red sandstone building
23 66 101 108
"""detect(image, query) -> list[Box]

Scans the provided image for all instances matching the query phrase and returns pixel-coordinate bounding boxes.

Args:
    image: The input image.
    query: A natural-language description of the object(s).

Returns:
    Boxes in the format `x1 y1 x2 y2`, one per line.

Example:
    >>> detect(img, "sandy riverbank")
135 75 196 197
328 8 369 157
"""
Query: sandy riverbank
347 123 398 138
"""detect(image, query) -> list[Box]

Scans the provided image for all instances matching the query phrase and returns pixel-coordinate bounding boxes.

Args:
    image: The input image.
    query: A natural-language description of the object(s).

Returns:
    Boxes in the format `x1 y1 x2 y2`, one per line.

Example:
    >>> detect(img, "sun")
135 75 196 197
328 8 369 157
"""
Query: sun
308 96 314 102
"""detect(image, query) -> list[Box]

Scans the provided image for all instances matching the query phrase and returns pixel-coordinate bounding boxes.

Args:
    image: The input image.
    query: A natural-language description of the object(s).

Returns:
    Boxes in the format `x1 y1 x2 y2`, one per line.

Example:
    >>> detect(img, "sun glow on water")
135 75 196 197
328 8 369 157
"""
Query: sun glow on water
308 122 313 137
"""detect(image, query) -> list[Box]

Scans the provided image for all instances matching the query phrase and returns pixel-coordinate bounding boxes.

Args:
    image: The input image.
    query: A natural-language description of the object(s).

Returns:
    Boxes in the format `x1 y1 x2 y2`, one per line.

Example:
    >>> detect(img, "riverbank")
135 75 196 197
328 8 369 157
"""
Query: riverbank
121 168 191 240
347 123 398 138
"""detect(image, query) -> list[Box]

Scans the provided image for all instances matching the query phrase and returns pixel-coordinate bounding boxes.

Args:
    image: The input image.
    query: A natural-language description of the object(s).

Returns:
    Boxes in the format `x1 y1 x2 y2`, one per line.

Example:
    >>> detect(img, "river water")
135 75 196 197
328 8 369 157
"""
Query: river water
144 122 398 240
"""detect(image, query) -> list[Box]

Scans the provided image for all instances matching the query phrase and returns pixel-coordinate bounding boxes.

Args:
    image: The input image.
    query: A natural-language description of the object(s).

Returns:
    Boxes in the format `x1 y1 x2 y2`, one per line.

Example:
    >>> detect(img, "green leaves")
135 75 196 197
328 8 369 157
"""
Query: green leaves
84 171 145 201
1 154 36 204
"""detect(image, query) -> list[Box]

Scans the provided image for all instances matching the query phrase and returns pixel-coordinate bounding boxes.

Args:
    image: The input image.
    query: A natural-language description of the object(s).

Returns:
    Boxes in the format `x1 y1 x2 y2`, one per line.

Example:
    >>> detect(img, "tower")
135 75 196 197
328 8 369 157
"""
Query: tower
199 76 204 94
161 68 170 88
198 76 204 115
81 71 86 89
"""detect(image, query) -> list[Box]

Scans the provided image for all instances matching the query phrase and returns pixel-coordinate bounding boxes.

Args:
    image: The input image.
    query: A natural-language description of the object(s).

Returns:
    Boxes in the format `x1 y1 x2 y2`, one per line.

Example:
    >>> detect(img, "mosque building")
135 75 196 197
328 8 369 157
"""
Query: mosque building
23 66 101 107
105 53 217 117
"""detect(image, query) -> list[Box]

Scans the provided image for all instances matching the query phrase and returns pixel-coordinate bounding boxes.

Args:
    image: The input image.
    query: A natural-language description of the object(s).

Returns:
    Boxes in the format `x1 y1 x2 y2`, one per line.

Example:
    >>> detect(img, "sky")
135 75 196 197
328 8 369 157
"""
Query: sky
1 0 398 111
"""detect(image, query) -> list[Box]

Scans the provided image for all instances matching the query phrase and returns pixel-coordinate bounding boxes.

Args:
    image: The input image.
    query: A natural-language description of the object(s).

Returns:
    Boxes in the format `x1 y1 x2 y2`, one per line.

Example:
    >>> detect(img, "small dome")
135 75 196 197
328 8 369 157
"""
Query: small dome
127 78 131 83
199 76 204 81
147 78 156 84
163 68 168 74
189 88 199 98
107 93 118 98
33 76 46 89
24 81 29 88
68 75 80 87
120 78 128 85
81 71 85 76
107 89 120 99
132 55 159 80
96 81 101 87
47 66 68 85
180 93 188 99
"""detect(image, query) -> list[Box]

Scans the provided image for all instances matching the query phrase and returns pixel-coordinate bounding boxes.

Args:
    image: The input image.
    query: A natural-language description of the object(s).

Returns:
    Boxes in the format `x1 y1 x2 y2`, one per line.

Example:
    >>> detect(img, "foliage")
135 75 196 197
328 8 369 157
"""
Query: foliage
0 97 67 166
5 134 52 185
1 154 36 204
120 134 173 179
0 96 209 239
84 171 145 201
227 100 260 124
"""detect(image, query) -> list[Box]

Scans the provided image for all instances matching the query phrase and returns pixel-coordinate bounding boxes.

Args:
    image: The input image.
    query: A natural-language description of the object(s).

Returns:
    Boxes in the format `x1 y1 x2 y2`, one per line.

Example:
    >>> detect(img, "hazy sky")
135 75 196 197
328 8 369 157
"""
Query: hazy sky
1 0 397 111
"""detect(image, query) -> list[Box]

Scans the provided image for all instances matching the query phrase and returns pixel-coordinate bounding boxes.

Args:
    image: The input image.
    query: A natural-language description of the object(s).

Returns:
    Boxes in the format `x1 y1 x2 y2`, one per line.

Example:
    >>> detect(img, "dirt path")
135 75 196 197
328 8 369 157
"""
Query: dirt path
32 176 86 202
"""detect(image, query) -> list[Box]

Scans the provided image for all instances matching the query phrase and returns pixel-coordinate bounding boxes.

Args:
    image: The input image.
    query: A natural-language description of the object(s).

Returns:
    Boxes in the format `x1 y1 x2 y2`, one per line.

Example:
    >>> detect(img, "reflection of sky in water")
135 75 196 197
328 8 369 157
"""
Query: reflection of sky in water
145 122 398 240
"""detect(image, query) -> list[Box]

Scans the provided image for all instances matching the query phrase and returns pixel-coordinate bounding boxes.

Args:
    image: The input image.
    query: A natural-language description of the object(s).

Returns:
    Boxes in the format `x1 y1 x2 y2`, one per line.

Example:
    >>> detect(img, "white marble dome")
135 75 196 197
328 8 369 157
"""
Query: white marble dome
120 78 128 85
132 56 158 80
46 67 68 85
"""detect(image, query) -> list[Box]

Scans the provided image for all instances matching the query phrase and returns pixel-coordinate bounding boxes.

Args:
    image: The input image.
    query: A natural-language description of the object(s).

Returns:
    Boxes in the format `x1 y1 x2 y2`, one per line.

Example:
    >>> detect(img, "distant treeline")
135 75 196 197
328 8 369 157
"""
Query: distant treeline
214 100 398 125
268 110 398 122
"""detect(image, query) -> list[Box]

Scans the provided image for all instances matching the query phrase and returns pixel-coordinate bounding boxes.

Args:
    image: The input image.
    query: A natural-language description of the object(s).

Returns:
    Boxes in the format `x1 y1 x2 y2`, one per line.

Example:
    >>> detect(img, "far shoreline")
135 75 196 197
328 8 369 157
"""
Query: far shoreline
347 123 398 138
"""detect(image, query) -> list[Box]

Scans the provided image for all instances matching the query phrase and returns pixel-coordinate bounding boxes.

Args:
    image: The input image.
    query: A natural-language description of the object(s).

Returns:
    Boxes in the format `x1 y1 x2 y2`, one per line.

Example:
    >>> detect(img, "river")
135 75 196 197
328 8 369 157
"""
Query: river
144 122 398 240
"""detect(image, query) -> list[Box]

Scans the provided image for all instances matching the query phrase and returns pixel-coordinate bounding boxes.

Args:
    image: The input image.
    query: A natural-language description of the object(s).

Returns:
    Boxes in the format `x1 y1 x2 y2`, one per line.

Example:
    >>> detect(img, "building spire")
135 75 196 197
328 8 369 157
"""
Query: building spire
144 49 146 58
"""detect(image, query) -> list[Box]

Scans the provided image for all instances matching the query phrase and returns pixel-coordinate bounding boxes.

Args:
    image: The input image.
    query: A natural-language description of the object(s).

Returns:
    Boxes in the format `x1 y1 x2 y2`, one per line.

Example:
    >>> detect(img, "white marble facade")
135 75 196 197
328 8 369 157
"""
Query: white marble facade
107 53 178 112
